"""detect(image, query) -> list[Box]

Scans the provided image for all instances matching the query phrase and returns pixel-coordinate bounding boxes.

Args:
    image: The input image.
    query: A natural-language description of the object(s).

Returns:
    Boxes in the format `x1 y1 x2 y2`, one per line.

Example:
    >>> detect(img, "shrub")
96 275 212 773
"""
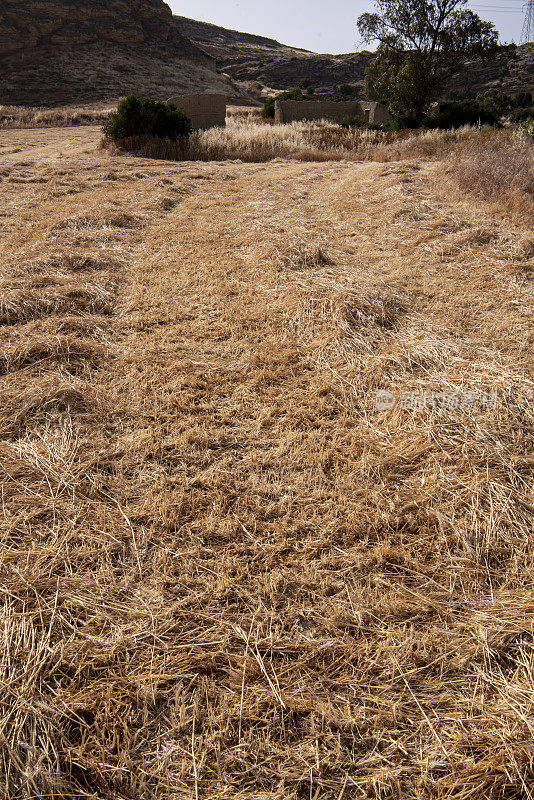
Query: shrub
262 98 277 119
340 115 366 128
103 96 192 142
329 92 355 102
339 84 356 98
384 114 417 131
510 107 534 124
479 88 513 117
447 128 534 221
514 91 532 108
425 99 500 129
519 117 534 139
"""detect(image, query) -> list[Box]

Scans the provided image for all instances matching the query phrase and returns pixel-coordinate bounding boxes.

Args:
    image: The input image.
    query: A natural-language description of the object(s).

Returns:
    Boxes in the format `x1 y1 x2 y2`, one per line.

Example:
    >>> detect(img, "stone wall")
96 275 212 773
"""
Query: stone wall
168 93 227 129
275 100 391 125
362 102 392 125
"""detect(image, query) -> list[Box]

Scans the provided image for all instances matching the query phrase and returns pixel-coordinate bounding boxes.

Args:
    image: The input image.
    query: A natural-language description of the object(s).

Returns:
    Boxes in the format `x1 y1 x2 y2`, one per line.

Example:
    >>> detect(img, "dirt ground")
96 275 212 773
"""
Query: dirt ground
1 126 533 798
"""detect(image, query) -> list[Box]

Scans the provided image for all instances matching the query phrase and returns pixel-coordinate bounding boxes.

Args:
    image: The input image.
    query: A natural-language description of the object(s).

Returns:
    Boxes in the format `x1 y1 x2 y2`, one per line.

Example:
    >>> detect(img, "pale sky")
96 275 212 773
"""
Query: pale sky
170 1 527 53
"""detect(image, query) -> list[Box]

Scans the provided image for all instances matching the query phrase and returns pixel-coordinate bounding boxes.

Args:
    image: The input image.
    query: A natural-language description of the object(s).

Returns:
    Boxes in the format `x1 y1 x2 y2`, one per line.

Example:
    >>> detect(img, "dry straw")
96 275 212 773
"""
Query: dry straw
0 119 532 799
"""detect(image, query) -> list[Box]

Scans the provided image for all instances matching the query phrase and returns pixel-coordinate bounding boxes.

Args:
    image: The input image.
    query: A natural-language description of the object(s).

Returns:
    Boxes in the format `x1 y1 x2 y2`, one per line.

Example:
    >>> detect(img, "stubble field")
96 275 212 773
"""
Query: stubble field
0 122 533 799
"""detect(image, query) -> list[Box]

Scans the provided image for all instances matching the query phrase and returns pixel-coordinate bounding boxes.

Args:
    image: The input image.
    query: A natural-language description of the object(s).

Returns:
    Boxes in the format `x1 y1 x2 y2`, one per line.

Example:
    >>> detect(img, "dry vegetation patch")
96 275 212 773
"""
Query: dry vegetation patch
0 105 112 130
0 125 533 799
106 122 533 228
106 120 495 165
443 128 534 224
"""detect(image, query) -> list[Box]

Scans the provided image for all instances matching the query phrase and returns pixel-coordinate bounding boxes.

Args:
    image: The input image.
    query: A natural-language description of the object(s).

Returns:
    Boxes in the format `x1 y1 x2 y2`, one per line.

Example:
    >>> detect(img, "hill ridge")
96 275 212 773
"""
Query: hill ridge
176 14 534 100
0 0 248 106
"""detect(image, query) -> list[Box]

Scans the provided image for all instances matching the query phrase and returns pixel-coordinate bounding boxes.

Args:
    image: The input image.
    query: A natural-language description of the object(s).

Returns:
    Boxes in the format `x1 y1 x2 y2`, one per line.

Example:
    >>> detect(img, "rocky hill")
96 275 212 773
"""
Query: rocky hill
2 2 533 109
175 15 534 100
450 43 534 98
174 15 308 63
0 0 248 106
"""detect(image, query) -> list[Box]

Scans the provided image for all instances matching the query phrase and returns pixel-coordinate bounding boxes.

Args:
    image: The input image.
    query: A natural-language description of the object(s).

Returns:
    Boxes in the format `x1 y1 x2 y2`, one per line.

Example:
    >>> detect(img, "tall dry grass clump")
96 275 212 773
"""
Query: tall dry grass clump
226 106 266 124
444 128 534 222
105 120 483 163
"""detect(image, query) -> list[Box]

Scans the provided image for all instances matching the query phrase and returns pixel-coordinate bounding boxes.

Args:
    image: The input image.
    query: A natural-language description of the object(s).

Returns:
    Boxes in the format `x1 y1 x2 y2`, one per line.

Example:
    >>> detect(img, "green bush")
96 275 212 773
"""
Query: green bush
510 106 534 123
479 89 513 117
262 98 277 119
339 84 356 98
520 117 534 138
384 114 418 131
425 99 500 129
329 92 355 102
515 91 533 109
340 115 366 128
104 96 193 142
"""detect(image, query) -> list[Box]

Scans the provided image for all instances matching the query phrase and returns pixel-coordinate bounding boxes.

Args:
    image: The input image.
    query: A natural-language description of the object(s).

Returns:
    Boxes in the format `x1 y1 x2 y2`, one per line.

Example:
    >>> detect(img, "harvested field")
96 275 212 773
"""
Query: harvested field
0 124 533 799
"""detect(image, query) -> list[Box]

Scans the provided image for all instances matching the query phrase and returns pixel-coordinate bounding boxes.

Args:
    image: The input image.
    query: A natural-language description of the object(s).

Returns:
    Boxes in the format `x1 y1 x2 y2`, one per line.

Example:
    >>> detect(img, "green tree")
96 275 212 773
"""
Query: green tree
357 0 498 124
424 98 501 128
479 88 512 117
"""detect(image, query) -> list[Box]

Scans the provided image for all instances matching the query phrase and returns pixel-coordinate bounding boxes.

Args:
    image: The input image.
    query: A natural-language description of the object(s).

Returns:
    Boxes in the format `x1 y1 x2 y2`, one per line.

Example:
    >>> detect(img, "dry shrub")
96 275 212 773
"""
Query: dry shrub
512 233 534 261
40 253 125 273
0 380 96 438
226 106 266 124
302 124 472 161
273 238 334 271
155 196 179 211
52 212 142 231
102 134 190 161
338 285 406 330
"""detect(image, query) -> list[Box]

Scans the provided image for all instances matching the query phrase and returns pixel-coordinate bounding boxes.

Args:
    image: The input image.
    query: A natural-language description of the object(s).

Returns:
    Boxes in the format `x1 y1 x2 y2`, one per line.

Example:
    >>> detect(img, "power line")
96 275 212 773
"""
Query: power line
471 6 524 11
521 0 534 41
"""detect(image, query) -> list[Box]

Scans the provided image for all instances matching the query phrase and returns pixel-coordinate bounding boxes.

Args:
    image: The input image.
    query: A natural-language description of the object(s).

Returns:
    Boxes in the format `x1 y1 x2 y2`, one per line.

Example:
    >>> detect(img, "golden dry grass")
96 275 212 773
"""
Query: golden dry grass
0 105 113 130
0 124 533 799
106 119 508 166
441 128 534 225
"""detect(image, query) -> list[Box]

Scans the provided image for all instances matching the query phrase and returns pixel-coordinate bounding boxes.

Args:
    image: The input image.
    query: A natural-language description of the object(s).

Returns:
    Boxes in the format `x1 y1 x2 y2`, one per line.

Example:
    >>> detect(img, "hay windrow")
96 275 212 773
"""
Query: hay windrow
0 335 104 375
0 280 119 325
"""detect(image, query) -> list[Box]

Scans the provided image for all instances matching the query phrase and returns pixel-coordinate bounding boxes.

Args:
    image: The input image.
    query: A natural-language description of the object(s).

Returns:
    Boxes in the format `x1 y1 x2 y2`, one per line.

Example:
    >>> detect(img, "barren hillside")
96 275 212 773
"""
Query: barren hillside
0 0 248 106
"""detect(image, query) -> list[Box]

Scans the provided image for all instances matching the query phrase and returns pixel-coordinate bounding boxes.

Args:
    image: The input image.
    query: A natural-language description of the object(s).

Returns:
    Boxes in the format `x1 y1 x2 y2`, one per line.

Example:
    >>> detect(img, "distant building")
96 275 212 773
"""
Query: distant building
167 93 227 129
274 100 392 126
